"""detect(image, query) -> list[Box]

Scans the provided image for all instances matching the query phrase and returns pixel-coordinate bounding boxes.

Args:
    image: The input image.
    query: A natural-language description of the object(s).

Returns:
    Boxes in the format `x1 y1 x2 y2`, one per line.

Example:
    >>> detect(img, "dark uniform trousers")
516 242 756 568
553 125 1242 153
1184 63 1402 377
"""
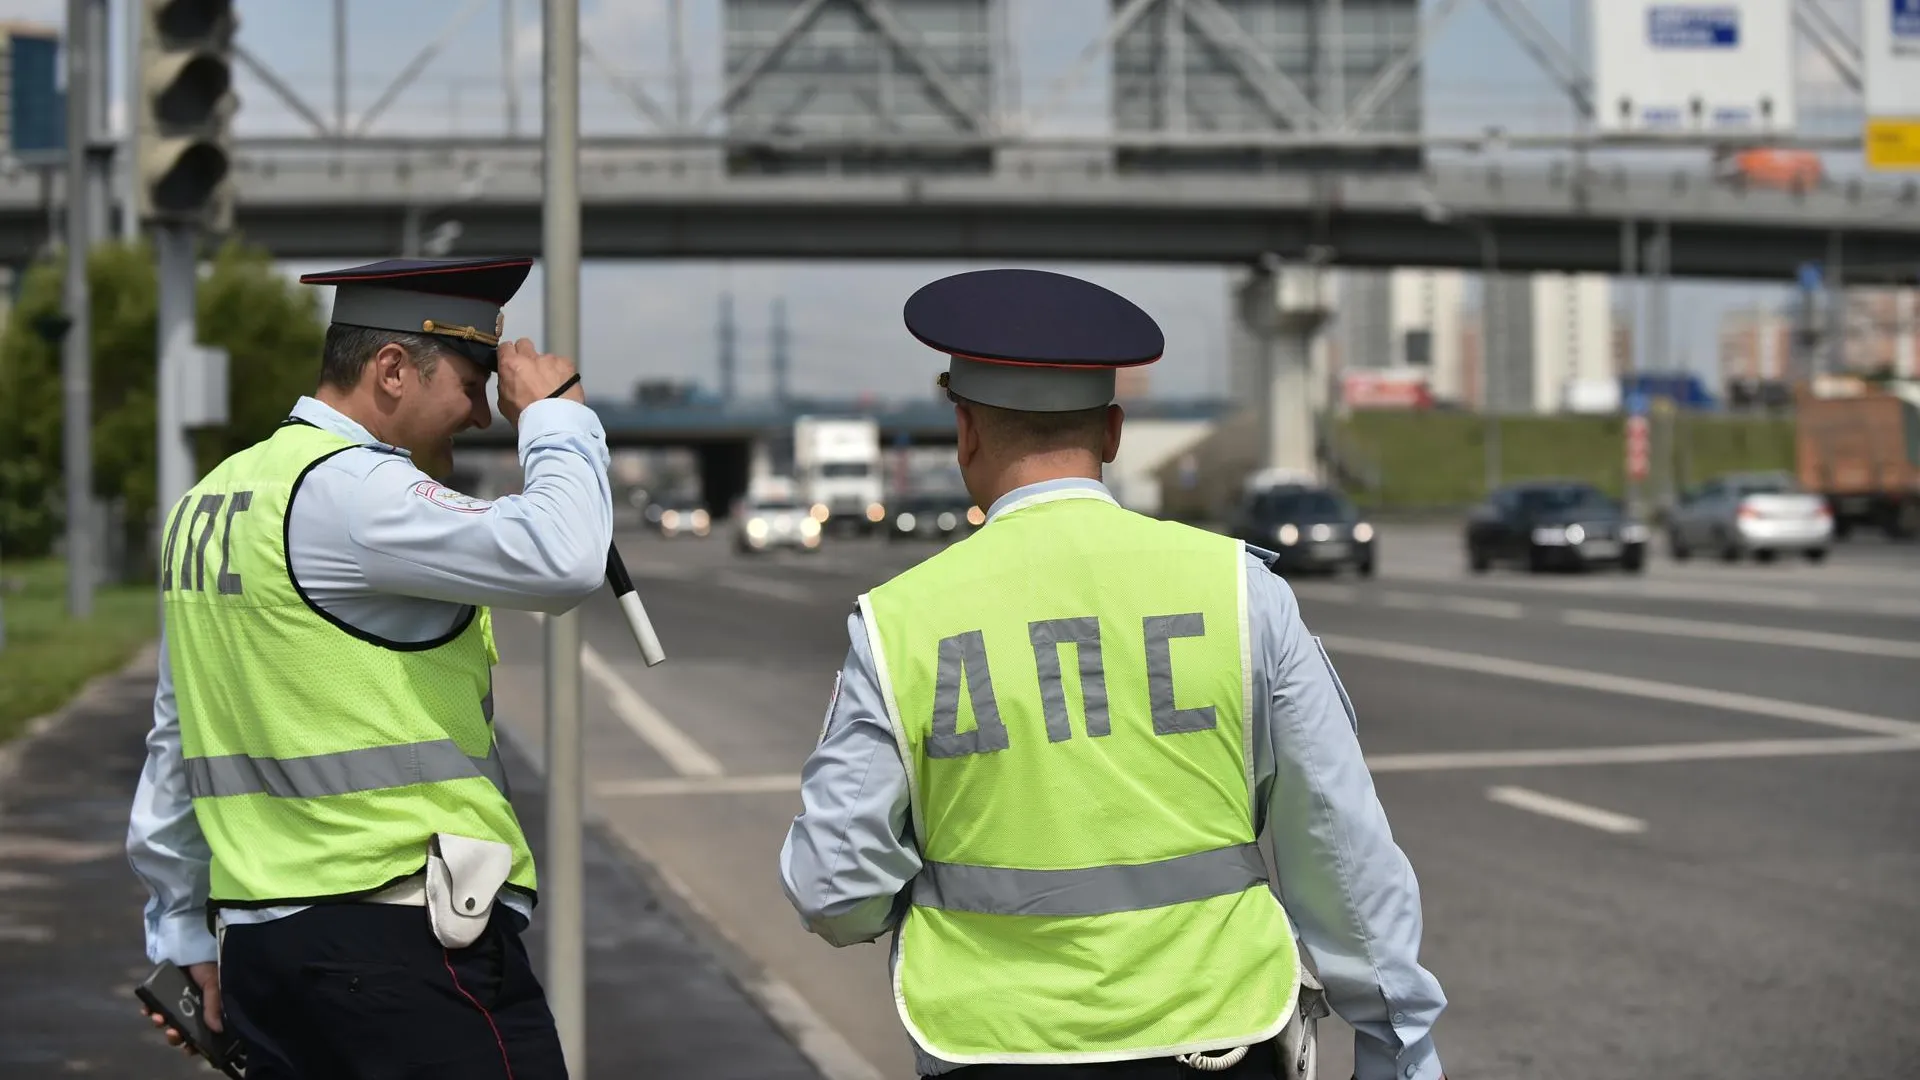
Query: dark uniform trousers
931 1037 1281 1079
219 902 568 1080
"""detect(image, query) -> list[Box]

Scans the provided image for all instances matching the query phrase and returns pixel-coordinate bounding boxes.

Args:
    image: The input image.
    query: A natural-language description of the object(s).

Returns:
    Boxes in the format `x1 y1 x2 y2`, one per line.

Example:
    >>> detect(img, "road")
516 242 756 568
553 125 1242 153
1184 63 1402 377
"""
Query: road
487 521 1920 1080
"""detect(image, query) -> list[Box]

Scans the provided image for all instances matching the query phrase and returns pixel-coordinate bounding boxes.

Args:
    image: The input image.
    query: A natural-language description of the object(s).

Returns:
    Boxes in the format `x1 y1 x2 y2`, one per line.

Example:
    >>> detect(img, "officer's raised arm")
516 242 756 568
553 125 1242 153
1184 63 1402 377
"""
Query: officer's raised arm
1249 564 1449 1080
292 260 613 614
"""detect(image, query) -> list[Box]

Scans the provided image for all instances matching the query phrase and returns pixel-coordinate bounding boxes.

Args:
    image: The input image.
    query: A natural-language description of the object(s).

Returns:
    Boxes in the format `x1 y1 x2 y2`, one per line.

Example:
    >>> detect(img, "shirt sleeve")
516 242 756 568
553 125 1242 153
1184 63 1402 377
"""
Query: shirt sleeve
778 610 922 948
1246 557 1449 1080
124 627 219 967
345 398 614 613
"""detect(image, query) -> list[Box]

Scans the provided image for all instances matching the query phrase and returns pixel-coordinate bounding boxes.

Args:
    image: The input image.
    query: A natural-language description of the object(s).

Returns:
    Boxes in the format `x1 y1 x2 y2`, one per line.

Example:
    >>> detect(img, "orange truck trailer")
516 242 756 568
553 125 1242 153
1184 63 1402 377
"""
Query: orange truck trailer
1794 379 1920 539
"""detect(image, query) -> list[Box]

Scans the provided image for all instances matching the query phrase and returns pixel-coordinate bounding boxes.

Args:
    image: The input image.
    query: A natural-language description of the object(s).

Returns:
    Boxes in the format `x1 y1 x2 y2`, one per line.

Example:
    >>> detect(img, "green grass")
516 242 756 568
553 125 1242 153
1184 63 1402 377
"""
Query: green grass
0 559 158 744
1335 411 1798 509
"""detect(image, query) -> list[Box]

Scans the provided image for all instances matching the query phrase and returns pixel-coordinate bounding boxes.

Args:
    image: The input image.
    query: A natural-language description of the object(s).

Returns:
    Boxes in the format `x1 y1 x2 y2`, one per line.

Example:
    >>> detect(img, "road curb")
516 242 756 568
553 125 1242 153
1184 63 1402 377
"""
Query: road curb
0 641 158 807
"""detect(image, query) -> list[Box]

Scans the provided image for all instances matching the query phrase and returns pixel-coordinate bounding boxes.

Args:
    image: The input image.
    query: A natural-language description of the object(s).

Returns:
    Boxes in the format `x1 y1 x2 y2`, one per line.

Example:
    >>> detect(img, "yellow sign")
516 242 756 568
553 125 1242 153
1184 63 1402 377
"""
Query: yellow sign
1865 118 1920 171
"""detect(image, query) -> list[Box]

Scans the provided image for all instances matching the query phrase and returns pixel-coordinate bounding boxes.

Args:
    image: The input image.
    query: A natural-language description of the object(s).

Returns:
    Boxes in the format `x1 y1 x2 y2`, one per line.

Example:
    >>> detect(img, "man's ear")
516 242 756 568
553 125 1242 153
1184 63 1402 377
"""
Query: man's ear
954 401 978 469
1102 403 1124 464
370 343 412 399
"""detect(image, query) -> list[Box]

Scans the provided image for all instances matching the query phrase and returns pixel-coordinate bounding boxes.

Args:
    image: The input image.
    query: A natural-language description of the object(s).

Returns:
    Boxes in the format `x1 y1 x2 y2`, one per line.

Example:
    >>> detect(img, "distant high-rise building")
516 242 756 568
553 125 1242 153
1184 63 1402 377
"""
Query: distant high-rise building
1389 269 1467 403
1718 307 1793 383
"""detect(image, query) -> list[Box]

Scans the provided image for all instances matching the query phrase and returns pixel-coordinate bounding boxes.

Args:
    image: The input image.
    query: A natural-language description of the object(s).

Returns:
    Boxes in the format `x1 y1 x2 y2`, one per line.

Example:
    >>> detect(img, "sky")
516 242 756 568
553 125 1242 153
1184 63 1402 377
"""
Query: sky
13 0 1878 402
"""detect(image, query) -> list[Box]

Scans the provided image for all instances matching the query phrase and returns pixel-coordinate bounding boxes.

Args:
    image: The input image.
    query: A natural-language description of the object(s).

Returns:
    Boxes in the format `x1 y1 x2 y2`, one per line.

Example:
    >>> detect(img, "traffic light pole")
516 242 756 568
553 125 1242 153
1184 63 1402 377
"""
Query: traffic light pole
62 0 95 618
154 221 198 523
542 0 586 1073
82 0 112 242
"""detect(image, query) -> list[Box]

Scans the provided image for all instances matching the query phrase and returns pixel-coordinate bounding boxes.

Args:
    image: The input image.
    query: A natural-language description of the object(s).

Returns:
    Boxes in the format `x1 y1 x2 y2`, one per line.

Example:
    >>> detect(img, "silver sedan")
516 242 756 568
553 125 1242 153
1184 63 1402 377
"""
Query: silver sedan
1666 472 1833 563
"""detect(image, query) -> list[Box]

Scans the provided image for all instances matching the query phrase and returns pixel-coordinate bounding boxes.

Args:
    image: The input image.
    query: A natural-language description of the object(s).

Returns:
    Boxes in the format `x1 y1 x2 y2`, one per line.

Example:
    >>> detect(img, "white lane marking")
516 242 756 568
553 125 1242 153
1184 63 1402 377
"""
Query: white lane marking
579 641 725 778
1316 634 1920 738
1393 566 1826 609
714 571 822 604
1561 609 1920 660
1486 786 1648 834
1381 591 1524 619
598 774 798 797
1368 735 1920 773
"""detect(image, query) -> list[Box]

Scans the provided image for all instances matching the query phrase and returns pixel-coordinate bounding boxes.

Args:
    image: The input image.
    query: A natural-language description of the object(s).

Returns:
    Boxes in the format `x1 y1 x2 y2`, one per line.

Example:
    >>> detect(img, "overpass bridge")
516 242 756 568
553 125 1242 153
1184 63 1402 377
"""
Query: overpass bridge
457 396 1231 510
7 137 1917 279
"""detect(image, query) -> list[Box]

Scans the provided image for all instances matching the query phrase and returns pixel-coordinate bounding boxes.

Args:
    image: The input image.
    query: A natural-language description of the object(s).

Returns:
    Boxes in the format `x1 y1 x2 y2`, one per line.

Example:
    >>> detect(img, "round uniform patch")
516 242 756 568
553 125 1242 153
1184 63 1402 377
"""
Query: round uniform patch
412 480 493 514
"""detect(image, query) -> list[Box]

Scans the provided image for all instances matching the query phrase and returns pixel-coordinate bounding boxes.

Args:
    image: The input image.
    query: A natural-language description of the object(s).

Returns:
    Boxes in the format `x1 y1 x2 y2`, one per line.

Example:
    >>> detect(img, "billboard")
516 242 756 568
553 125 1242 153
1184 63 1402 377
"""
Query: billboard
1863 0 1920 170
1 26 64 159
1589 1 1796 134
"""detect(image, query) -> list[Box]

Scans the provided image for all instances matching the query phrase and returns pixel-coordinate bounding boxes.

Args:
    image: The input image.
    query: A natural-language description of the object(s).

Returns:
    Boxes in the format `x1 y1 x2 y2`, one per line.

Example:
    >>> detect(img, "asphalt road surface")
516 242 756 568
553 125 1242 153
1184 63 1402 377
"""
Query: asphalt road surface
487 521 1920 1080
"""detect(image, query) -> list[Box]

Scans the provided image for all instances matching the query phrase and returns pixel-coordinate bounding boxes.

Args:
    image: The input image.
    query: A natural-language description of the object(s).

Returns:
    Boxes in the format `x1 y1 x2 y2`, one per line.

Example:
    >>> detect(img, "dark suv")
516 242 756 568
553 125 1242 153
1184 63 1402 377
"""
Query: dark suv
1466 481 1649 573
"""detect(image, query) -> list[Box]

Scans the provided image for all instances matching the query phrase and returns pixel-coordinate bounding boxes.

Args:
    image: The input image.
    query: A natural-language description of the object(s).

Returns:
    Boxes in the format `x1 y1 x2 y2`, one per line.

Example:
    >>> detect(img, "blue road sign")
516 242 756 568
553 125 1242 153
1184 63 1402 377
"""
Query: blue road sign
1648 5 1741 49
1625 390 1650 417
1797 262 1824 292
1896 0 1920 41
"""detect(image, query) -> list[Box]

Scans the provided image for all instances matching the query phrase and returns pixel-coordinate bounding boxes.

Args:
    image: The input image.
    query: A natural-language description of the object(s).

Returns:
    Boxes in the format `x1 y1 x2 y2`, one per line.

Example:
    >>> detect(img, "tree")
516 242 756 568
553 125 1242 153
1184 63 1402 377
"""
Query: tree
0 239 327 569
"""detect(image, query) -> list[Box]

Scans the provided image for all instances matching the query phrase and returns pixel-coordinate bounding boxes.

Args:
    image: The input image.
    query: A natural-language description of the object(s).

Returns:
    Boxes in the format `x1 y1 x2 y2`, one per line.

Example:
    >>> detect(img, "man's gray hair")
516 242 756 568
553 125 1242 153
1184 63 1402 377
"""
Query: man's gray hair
318 324 451 390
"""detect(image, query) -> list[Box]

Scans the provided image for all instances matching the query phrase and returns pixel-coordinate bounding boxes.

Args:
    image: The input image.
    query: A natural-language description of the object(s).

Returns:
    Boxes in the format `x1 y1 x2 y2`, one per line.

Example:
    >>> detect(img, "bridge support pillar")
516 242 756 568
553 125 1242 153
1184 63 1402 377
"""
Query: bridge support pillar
1237 263 1332 482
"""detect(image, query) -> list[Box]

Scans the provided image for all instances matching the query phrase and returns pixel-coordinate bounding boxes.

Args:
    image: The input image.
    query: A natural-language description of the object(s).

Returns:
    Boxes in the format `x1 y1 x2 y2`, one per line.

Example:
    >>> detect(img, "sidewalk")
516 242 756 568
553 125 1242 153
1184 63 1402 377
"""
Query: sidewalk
0 647 823 1079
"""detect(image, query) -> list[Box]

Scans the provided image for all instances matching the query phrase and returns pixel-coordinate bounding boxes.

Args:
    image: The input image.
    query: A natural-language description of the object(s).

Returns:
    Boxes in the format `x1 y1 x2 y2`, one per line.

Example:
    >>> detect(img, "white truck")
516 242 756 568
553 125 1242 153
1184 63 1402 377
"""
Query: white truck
793 415 885 534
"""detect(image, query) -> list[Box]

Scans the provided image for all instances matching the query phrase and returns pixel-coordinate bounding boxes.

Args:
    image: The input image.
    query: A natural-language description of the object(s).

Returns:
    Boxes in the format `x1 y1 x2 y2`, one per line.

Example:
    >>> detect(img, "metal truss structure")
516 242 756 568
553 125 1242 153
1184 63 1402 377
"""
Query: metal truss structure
227 0 1872 155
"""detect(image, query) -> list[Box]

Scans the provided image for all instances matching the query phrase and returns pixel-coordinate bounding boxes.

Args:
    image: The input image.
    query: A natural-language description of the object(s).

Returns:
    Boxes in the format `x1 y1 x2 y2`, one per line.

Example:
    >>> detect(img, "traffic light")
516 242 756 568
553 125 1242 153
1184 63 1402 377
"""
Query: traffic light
137 0 237 231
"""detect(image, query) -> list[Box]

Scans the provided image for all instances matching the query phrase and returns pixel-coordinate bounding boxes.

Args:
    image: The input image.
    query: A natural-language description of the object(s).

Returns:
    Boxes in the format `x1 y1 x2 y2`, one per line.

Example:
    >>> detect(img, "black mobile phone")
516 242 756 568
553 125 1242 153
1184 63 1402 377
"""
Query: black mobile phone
134 961 247 1080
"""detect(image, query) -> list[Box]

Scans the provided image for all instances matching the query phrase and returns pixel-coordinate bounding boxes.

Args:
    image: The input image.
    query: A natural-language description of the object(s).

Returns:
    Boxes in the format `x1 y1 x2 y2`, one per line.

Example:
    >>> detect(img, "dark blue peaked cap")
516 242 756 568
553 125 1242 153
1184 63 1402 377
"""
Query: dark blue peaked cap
300 257 535 371
904 269 1164 412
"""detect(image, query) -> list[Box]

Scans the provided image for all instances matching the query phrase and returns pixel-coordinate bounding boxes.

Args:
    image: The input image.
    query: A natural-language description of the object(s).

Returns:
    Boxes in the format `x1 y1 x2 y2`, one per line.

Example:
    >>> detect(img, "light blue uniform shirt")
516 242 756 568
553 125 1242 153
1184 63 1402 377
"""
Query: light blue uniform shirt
127 394 613 967
779 478 1447 1080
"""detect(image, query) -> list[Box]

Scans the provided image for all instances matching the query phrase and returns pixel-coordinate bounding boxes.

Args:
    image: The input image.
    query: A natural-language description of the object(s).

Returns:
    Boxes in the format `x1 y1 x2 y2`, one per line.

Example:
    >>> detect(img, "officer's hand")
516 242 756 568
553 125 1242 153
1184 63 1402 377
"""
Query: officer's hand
496 337 585 426
140 961 223 1057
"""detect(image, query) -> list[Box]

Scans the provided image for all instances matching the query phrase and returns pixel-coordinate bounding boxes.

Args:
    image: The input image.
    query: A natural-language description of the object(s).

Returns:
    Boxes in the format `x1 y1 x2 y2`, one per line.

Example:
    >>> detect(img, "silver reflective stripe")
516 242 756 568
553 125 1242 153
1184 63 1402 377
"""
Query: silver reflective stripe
187 739 508 800
913 843 1267 917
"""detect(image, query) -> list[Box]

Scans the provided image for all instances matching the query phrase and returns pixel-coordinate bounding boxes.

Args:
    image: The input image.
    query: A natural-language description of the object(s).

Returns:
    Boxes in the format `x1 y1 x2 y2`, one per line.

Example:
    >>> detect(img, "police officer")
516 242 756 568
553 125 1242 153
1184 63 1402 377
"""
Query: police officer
128 256 610 1078
779 269 1447 1079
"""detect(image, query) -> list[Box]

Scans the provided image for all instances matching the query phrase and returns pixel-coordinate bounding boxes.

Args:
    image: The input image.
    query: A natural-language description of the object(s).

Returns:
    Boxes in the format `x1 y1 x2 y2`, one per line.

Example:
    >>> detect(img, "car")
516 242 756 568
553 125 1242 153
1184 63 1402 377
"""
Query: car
648 498 710 539
1230 485 1376 577
1665 471 1832 563
733 495 822 554
1467 480 1649 574
886 492 984 542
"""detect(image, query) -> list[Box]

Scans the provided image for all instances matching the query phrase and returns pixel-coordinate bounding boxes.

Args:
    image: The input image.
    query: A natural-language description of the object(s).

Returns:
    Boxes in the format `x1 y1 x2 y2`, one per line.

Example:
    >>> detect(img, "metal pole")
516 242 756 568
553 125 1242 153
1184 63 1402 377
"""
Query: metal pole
335 0 348 138
64 0 95 618
1825 230 1845 376
154 222 198 537
541 0 585 1072
85 0 111 241
1479 225 1501 493
503 0 520 137
119 0 140 242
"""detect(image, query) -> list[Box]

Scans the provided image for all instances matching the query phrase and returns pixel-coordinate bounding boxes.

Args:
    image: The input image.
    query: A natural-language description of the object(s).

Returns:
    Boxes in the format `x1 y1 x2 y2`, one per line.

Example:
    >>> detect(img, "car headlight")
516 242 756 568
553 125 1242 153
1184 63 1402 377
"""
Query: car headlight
1531 526 1569 545
692 509 709 529
661 510 679 528
966 506 985 526
1278 523 1300 546
1310 523 1332 543
1353 522 1374 543
810 503 830 523
1565 524 1586 545
866 502 886 523
799 518 821 537
897 512 917 531
746 518 769 540
937 512 957 530
1621 523 1649 543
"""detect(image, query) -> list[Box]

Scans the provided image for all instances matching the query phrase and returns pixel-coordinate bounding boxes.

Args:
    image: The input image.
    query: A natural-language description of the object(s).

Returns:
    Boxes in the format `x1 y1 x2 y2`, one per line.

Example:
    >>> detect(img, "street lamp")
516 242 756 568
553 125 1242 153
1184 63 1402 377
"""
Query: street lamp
1421 194 1503 494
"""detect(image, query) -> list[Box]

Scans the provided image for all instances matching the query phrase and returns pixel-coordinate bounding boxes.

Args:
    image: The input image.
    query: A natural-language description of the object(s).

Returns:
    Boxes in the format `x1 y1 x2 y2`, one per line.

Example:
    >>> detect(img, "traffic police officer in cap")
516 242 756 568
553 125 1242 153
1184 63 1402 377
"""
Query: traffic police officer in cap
781 269 1448 1079
130 256 610 1078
